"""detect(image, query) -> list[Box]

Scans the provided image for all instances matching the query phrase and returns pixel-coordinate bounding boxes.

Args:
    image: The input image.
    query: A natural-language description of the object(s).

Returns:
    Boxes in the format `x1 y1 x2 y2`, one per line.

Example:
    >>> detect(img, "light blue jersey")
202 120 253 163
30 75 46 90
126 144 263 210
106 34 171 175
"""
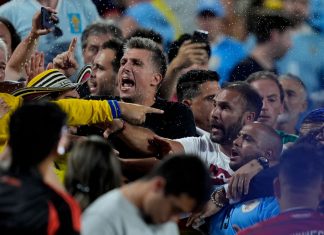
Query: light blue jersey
209 36 247 84
209 197 279 235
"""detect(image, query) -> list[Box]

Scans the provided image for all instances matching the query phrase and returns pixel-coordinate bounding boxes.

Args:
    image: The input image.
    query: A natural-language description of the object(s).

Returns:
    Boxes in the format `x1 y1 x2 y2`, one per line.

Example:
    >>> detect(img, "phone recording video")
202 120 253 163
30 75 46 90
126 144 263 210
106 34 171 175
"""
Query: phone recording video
40 7 59 29
192 30 209 43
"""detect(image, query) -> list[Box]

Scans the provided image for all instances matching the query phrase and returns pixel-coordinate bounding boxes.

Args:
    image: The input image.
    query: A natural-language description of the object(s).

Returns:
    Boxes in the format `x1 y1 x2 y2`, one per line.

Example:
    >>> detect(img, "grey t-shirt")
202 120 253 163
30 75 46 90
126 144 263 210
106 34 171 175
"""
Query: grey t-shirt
82 189 179 235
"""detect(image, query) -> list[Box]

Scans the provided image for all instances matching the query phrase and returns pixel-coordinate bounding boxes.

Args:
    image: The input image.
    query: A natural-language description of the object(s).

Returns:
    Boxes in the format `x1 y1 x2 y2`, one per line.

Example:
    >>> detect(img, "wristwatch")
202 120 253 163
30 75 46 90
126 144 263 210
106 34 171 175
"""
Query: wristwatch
257 156 269 169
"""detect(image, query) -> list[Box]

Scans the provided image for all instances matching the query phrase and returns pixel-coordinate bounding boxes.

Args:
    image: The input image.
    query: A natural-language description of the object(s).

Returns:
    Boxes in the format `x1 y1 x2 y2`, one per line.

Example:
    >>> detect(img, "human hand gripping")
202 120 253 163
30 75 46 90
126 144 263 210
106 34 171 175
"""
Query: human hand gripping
52 37 79 77
118 102 164 125
172 40 208 69
30 7 57 38
227 159 263 201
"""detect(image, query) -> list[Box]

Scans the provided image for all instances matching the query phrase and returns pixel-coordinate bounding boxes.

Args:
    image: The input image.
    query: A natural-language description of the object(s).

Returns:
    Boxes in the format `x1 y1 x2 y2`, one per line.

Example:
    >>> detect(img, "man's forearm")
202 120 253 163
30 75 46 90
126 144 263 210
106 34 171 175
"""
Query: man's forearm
5 33 39 80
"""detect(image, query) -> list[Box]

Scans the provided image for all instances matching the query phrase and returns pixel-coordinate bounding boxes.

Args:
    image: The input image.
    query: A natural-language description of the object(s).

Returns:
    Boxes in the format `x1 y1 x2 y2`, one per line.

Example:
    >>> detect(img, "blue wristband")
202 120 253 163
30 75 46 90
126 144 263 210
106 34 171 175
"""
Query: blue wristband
107 100 121 118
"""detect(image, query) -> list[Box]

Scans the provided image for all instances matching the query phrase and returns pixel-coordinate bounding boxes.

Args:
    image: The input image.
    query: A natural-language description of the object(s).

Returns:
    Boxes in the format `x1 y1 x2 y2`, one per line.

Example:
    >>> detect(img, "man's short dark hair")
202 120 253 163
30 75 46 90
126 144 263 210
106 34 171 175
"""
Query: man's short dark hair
101 38 124 73
128 28 163 45
81 22 123 49
222 81 263 120
280 144 324 192
124 37 167 78
177 70 220 102
167 33 211 63
9 102 67 170
250 13 292 43
246 71 285 103
144 155 212 211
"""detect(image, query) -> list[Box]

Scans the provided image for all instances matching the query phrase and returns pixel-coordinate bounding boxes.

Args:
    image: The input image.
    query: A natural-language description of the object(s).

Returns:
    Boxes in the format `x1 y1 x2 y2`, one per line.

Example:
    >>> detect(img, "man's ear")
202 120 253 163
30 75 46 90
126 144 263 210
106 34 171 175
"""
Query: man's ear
152 176 166 192
151 73 163 87
265 149 273 160
243 111 256 124
301 100 308 113
273 177 281 199
182 99 192 107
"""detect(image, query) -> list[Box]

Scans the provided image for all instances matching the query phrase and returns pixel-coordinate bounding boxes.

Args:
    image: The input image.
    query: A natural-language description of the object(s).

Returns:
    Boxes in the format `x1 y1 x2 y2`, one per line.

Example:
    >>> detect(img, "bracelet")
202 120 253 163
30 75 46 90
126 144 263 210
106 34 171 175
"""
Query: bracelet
107 100 121 118
210 188 226 208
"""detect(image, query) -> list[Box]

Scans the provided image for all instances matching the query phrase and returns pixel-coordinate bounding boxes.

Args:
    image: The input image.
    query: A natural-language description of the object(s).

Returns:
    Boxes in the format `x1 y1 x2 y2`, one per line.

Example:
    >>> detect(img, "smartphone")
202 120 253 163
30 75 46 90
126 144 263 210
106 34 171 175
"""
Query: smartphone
41 7 59 29
192 30 209 43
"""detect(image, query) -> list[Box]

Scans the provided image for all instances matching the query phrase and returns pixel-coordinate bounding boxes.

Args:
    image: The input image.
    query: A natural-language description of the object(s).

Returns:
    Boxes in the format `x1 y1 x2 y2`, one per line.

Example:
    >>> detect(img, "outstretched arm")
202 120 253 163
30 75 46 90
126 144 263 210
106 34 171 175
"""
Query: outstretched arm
107 120 184 157
5 8 54 81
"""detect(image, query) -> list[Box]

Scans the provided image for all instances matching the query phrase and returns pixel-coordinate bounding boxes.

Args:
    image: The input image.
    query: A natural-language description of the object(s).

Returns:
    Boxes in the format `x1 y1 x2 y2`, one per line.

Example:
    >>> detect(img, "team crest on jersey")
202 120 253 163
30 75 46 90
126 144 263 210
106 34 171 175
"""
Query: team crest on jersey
242 199 260 213
68 13 82 34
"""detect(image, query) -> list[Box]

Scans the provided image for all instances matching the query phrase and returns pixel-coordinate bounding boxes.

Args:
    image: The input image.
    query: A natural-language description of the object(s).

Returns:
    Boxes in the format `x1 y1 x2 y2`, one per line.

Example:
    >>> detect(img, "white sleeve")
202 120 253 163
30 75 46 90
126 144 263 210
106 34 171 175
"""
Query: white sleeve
176 136 202 156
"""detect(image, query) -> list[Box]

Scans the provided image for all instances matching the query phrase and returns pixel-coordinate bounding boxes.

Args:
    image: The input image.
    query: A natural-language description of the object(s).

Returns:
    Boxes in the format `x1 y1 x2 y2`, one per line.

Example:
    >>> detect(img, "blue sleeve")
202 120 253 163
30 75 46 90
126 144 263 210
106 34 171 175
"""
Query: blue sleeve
259 197 280 221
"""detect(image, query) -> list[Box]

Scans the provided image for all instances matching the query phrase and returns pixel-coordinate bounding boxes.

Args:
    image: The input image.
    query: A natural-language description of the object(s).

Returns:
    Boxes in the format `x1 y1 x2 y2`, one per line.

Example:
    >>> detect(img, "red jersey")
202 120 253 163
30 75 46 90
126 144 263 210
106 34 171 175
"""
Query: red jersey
238 208 324 235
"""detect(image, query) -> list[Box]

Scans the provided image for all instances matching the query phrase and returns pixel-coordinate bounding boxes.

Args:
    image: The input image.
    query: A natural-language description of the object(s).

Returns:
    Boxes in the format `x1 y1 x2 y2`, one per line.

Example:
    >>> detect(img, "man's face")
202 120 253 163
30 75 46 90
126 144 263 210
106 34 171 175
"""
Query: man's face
275 30 292 59
251 79 283 128
210 89 246 145
82 34 112 65
284 0 309 22
278 78 307 122
118 48 158 104
143 191 196 224
0 49 6 82
230 124 266 171
88 48 118 96
190 81 220 132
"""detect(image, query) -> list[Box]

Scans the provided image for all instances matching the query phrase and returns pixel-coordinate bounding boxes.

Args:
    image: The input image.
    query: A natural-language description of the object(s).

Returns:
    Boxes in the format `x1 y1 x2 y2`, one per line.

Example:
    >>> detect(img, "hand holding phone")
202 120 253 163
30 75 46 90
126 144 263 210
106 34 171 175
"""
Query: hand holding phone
40 7 59 29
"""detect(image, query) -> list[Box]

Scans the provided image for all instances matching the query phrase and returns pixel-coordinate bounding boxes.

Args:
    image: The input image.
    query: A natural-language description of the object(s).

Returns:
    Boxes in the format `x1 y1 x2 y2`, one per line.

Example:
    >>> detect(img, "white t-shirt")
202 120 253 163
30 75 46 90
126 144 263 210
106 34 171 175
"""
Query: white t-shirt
82 189 179 235
176 134 234 185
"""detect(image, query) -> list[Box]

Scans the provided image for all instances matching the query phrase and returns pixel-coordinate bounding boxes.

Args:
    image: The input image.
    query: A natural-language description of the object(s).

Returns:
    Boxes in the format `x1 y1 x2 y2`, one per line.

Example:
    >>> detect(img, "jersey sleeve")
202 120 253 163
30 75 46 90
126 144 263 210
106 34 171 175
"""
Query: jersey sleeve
55 99 114 126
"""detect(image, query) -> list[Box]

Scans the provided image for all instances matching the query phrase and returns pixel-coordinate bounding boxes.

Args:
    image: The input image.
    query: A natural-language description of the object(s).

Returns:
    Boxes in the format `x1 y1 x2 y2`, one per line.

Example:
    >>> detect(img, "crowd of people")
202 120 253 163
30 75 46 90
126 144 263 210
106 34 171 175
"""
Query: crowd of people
0 0 323 234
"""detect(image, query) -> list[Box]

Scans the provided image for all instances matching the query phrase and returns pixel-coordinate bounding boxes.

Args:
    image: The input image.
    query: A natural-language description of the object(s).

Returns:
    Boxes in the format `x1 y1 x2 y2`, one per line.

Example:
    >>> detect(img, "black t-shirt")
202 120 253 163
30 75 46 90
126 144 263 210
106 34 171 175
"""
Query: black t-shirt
109 97 197 157
0 170 80 235
229 56 277 82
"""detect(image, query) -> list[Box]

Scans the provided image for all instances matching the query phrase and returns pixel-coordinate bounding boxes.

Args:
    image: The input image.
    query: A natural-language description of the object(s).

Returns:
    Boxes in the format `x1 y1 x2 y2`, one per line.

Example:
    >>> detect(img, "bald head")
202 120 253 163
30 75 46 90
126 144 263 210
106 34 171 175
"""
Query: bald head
250 122 283 160
230 122 282 171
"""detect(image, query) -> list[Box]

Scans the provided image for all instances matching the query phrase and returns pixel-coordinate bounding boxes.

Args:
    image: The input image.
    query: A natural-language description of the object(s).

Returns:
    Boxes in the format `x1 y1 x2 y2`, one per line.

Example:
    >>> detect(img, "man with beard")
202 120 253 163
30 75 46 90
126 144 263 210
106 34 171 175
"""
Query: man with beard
82 155 213 235
106 37 197 170
88 38 124 97
208 122 283 235
117 82 262 185
238 144 324 235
